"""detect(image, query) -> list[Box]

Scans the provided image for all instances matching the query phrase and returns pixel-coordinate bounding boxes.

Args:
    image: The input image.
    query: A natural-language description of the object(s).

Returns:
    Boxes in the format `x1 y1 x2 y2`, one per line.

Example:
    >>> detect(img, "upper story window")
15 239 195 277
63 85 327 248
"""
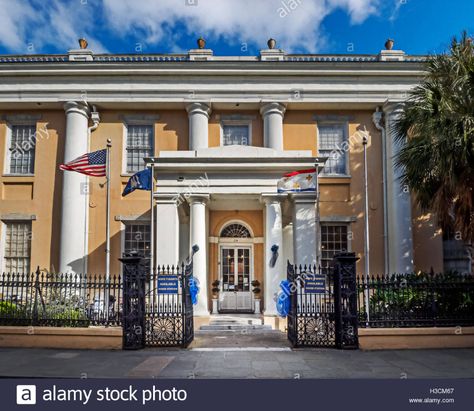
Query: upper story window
126 124 153 174
318 124 348 176
2 221 32 274
222 123 251 146
7 124 36 174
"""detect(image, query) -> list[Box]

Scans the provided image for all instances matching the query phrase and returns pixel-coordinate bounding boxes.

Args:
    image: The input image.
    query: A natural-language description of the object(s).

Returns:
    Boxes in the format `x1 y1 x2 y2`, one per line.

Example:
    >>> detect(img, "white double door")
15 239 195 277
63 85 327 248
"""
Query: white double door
219 245 253 312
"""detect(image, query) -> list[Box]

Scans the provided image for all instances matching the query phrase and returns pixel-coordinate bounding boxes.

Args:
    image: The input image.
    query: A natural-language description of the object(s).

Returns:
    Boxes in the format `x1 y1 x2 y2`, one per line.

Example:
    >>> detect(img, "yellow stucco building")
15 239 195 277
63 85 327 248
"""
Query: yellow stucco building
0 41 468 321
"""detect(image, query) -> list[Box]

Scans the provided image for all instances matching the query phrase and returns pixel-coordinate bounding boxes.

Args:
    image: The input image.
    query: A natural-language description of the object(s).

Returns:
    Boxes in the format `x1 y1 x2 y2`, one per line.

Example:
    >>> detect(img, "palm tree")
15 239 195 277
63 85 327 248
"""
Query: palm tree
394 31 474 244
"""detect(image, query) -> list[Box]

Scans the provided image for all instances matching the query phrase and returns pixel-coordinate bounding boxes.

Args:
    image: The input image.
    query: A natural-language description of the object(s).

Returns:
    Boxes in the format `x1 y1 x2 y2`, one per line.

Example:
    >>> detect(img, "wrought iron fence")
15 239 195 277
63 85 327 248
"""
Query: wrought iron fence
143 263 194 347
357 272 474 328
287 252 359 349
0 269 122 327
0 262 194 348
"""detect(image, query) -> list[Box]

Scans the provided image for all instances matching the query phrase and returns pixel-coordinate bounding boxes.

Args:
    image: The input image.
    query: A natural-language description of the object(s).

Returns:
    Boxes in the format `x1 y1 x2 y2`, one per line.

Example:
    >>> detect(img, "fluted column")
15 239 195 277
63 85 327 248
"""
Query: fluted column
260 102 286 150
261 193 286 316
59 101 90 274
188 194 210 316
384 102 414 273
186 102 211 150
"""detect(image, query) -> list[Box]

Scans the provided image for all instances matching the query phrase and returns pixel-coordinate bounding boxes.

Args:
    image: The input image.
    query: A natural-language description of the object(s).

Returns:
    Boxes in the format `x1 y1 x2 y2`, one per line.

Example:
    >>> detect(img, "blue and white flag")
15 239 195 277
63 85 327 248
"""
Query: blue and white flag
122 168 152 197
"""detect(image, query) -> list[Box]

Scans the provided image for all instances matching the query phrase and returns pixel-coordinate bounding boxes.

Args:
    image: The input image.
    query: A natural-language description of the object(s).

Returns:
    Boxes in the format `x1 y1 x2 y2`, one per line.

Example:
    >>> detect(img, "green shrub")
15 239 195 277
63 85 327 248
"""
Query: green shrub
0 301 19 315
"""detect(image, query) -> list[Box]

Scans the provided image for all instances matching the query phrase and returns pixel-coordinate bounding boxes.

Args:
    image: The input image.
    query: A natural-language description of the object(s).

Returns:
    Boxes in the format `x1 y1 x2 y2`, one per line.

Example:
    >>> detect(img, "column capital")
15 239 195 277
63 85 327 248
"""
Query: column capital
186 193 210 205
260 101 286 118
63 101 90 118
260 193 287 205
290 192 317 204
154 193 181 205
185 102 212 118
382 100 404 118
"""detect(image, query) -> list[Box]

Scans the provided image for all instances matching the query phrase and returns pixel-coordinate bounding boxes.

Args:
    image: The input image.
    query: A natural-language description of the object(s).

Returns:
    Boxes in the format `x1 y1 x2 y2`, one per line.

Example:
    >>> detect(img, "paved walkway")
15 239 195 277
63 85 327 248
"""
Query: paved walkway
0 331 473 379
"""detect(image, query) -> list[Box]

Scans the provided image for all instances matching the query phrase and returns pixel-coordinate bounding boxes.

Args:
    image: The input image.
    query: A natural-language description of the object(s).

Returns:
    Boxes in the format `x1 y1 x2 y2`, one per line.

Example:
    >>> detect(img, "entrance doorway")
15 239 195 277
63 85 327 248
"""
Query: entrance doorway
219 246 253 311
217 223 254 312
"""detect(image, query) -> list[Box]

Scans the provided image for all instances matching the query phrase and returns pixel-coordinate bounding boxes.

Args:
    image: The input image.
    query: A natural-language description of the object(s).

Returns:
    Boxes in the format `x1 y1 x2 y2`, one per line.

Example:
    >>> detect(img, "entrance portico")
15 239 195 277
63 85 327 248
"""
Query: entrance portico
149 145 325 322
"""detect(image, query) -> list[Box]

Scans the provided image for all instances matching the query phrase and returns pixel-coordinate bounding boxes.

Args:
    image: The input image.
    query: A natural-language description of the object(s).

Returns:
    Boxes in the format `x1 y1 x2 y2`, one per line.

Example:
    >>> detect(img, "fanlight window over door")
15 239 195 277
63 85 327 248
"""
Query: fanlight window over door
220 224 251 238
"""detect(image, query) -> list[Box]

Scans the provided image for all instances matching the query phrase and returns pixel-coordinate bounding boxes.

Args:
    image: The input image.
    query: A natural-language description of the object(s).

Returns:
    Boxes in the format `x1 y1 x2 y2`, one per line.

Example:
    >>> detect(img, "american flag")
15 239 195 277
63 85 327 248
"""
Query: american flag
60 149 107 177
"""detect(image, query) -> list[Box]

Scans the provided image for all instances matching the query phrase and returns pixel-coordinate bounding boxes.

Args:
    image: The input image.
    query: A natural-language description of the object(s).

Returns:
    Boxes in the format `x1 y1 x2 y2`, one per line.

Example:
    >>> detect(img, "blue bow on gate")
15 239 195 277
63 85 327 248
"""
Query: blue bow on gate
276 280 291 317
189 277 200 305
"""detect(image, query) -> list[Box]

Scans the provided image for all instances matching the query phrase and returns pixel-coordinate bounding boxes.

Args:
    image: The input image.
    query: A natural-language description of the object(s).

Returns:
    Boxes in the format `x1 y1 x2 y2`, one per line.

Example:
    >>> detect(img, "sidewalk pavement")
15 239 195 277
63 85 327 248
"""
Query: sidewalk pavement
0 342 472 379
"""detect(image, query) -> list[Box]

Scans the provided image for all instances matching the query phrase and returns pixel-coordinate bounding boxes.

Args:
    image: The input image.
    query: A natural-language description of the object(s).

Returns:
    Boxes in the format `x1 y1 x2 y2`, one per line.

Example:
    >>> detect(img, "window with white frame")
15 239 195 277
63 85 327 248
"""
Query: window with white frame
222 124 251 146
320 224 348 274
7 124 36 174
123 222 151 268
318 124 347 175
125 124 153 173
3 221 32 274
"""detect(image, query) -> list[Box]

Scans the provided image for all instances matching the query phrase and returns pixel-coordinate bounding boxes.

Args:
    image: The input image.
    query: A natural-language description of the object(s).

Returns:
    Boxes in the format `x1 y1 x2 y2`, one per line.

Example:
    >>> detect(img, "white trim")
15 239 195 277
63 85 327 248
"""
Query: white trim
1 214 36 221
220 119 252 147
210 236 263 244
320 215 357 223
3 123 12 175
115 215 150 222
119 114 160 124
316 120 350 177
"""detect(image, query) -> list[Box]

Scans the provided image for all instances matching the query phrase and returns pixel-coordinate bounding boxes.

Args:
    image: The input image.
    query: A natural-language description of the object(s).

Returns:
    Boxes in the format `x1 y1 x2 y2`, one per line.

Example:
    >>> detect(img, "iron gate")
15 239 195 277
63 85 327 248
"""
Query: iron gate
287 252 359 349
145 262 194 347
120 253 194 349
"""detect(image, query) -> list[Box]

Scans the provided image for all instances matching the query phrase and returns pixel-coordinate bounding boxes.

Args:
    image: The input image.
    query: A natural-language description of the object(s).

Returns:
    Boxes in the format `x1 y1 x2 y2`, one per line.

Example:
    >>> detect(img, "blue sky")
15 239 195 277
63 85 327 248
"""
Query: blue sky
0 0 472 56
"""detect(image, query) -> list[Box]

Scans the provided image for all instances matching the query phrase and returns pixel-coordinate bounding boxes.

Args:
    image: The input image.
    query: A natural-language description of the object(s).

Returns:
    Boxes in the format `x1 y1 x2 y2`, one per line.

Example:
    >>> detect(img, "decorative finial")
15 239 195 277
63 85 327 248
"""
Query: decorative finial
197 37 206 49
384 38 394 50
267 38 276 50
78 38 88 49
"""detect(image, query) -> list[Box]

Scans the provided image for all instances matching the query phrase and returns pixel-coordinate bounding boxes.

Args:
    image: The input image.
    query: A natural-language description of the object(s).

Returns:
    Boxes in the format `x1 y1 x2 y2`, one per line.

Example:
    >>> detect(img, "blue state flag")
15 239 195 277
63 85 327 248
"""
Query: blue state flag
122 168 152 197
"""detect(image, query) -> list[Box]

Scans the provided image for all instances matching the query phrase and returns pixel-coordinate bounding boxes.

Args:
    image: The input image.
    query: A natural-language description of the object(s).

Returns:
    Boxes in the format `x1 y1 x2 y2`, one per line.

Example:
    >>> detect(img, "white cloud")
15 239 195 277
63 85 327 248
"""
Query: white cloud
0 0 36 50
102 0 380 52
0 0 108 53
0 0 381 54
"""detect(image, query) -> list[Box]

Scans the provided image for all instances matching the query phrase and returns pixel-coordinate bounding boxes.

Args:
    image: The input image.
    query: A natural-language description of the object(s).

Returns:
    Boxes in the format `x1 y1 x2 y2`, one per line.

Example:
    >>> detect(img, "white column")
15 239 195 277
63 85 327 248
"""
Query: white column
262 194 286 316
186 102 211 150
260 102 286 150
59 101 90 274
155 194 180 267
291 193 318 266
384 102 414 273
188 194 210 316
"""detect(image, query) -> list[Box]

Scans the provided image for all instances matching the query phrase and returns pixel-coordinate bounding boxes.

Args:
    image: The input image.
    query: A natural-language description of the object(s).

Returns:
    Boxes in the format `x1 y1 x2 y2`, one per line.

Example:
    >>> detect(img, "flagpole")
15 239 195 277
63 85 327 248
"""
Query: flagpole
150 162 155 276
105 138 111 322
362 135 370 326
315 163 321 271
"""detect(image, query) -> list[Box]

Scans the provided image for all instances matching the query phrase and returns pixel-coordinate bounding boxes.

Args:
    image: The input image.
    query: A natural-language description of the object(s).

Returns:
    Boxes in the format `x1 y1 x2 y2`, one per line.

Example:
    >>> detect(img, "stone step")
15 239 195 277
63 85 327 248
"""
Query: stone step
208 317 263 326
199 324 273 331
